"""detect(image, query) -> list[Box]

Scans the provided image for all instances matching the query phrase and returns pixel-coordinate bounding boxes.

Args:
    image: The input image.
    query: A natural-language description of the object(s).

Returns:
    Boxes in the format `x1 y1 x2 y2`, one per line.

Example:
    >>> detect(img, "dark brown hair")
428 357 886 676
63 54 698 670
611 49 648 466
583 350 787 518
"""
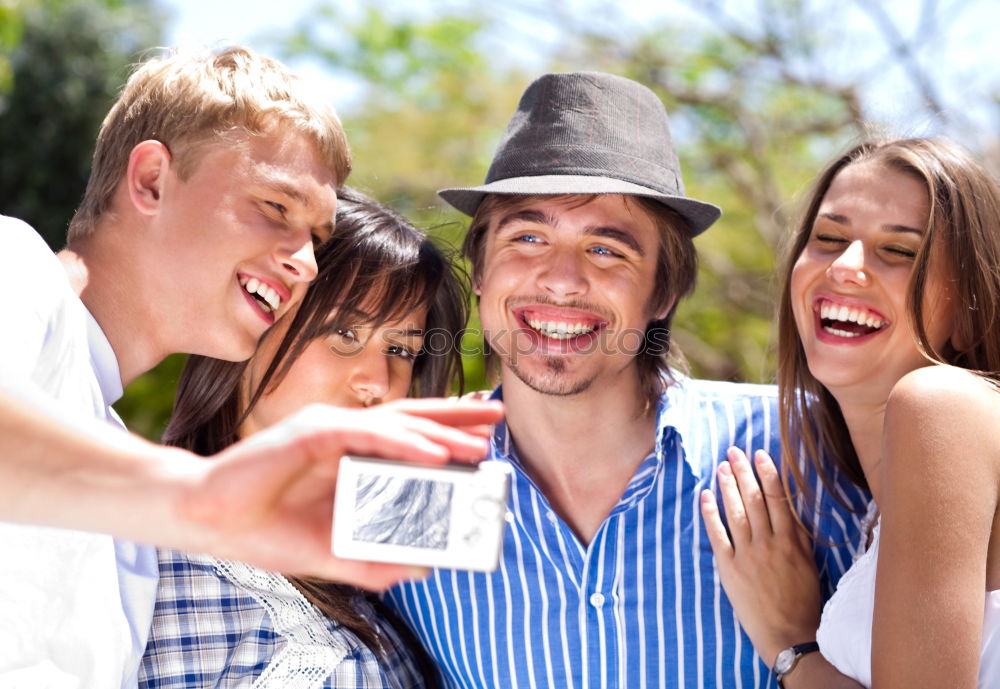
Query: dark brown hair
163 186 463 681
777 137 1000 511
462 193 698 407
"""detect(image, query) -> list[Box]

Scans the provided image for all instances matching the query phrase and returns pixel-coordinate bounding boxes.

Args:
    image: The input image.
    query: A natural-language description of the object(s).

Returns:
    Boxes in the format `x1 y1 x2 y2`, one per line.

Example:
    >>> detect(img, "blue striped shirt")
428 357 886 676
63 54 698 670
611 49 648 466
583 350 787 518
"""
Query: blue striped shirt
384 377 870 689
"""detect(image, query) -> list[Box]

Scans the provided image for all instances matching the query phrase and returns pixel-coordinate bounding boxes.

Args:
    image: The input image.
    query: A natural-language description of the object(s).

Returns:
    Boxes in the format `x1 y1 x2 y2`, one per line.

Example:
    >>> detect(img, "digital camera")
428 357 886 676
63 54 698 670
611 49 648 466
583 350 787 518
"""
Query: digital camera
332 456 511 572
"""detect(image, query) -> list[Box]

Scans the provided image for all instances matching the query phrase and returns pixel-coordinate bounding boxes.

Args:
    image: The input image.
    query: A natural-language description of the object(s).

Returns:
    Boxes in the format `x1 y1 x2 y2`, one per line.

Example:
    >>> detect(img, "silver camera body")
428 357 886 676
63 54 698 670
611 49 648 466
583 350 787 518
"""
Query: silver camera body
332 456 511 572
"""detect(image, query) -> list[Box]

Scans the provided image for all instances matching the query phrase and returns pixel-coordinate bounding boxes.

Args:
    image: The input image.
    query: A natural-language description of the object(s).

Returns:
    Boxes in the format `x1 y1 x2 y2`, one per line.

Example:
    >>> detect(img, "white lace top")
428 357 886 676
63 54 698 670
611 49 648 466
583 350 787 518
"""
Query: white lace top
816 515 1000 688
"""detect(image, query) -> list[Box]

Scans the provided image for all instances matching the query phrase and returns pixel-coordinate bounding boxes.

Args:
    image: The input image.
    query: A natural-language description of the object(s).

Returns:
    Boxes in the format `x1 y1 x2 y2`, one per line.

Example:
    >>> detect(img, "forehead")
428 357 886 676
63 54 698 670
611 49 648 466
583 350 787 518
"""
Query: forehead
489 194 662 242
819 161 930 230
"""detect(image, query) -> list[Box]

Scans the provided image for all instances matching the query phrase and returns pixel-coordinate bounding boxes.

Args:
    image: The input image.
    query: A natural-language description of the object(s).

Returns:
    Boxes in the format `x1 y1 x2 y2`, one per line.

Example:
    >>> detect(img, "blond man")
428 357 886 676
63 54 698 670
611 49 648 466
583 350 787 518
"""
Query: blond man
0 46 499 687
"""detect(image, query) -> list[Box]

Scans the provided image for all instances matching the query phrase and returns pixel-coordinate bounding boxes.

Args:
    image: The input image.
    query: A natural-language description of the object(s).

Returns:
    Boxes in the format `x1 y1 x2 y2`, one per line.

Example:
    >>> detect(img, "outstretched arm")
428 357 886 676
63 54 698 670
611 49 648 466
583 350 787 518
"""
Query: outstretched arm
0 388 503 589
872 366 999 689
700 447 865 689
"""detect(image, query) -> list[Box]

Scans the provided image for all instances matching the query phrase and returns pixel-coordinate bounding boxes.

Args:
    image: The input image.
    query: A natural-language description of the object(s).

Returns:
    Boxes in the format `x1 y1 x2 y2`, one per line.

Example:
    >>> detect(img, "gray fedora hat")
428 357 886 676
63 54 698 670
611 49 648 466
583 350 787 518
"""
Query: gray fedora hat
438 71 721 236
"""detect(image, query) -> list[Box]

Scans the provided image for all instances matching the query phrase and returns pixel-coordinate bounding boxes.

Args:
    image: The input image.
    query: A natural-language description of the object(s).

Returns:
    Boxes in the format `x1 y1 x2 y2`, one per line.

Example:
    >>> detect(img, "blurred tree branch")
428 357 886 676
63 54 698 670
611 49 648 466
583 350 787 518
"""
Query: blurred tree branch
281 0 998 385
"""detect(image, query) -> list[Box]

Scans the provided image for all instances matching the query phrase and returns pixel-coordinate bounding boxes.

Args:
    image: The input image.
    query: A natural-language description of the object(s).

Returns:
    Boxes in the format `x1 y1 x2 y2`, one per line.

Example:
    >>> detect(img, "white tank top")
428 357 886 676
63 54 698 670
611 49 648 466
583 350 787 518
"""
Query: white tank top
816 518 1000 688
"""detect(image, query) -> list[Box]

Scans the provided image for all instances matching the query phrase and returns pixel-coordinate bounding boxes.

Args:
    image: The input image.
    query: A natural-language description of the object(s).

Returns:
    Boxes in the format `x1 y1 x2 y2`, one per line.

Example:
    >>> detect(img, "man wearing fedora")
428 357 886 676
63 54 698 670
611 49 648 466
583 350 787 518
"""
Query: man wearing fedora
385 72 868 687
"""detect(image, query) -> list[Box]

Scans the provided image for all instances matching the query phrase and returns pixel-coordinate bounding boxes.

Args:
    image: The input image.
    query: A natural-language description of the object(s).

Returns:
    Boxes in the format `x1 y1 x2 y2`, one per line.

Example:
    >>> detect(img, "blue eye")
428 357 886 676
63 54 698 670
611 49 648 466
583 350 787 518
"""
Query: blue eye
590 245 621 257
515 233 542 243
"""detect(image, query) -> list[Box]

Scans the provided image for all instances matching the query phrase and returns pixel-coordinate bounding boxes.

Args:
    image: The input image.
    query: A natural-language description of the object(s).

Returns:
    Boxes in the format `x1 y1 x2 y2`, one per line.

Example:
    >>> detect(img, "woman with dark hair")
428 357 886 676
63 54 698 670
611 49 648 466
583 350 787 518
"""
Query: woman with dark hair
701 137 1000 688
139 187 467 688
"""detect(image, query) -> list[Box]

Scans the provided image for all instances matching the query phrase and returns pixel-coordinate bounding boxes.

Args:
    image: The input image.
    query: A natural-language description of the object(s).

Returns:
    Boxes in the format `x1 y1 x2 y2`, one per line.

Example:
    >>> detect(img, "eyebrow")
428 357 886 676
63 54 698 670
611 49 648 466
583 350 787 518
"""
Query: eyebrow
257 177 336 237
496 208 646 256
818 212 924 236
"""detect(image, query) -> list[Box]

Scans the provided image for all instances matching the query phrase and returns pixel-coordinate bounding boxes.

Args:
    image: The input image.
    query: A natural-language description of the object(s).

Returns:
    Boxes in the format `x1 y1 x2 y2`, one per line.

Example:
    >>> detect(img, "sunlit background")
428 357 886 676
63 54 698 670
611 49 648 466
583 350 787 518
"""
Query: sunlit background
2 0 997 438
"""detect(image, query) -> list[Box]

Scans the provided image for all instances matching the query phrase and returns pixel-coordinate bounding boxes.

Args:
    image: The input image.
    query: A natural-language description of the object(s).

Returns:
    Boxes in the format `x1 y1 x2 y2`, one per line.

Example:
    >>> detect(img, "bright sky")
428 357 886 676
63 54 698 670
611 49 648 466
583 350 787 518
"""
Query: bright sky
163 0 355 104
161 0 998 146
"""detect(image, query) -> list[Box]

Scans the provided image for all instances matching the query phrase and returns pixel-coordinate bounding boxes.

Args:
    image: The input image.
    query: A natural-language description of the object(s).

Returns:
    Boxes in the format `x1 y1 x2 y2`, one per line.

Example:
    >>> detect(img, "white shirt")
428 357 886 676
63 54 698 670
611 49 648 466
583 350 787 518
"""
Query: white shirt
817 513 1000 688
0 216 158 689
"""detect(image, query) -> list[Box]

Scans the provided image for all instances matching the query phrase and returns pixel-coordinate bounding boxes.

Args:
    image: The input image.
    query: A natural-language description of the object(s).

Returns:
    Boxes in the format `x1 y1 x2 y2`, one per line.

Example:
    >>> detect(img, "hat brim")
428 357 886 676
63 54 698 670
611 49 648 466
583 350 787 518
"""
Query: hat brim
438 175 721 236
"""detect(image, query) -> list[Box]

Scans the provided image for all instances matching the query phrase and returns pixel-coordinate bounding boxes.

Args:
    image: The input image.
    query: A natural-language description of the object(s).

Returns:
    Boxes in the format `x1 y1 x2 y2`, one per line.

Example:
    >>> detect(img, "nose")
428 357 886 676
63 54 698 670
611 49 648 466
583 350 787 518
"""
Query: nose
279 237 319 284
827 239 868 286
537 245 588 297
347 347 391 408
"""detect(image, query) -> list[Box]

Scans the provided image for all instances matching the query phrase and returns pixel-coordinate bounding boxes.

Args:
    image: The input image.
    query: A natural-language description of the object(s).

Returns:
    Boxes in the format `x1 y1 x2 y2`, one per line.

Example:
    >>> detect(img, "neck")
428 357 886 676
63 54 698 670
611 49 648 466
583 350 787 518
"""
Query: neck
500 365 657 544
829 386 889 501
60 223 168 387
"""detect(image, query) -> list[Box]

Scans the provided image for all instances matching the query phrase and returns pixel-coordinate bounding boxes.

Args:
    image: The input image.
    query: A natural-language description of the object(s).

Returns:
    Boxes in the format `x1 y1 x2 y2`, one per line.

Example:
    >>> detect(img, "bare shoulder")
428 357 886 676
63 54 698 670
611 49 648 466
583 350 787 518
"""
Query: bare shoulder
885 364 1000 463
888 364 999 416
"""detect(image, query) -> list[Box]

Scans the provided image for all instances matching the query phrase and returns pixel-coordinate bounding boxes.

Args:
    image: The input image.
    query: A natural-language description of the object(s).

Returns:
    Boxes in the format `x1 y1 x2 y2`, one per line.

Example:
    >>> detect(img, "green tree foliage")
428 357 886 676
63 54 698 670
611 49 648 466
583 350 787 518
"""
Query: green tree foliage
8 0 994 438
282 0 999 388
0 0 164 249
0 0 172 439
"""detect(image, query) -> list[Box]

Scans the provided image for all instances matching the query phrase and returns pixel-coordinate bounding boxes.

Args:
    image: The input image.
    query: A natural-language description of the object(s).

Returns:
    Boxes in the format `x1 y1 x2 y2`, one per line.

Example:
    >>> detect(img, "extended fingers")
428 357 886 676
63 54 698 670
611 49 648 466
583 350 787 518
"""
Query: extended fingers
700 489 734 561
384 397 504 429
293 405 492 464
753 450 797 537
729 447 773 539
717 458 751 546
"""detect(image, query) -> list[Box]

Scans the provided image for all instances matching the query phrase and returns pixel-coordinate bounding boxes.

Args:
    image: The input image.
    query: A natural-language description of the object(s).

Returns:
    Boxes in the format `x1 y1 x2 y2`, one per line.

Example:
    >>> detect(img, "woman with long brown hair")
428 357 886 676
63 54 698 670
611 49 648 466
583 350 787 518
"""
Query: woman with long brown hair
701 137 1000 688
139 186 468 688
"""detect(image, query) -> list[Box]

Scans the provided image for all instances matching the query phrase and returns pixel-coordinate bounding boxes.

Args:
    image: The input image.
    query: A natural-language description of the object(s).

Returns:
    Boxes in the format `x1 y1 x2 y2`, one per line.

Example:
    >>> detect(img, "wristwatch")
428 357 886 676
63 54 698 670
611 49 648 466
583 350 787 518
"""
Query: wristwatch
773 641 819 687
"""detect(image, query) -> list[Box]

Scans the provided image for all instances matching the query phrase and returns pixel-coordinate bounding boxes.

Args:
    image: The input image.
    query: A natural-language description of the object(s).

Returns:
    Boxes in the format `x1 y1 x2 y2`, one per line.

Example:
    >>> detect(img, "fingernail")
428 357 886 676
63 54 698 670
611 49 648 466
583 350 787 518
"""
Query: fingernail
407 566 430 580
719 461 732 476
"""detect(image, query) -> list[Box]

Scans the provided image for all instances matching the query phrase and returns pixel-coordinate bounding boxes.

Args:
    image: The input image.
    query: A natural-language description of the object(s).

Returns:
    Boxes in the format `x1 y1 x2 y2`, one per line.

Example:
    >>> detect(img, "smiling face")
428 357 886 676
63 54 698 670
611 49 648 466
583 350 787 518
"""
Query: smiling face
474 194 666 398
238 304 427 436
149 127 339 362
790 160 956 398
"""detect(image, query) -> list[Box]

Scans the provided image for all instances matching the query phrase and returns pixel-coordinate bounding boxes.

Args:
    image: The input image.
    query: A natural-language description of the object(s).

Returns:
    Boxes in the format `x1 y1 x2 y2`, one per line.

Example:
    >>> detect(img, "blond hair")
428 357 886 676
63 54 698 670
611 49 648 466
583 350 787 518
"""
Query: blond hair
68 45 351 240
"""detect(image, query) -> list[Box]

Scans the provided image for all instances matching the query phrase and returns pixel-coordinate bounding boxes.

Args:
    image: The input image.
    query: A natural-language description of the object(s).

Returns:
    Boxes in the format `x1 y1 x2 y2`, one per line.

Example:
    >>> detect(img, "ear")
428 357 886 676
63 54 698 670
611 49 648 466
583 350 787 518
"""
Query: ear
472 273 483 297
949 325 969 354
654 296 676 322
125 140 172 216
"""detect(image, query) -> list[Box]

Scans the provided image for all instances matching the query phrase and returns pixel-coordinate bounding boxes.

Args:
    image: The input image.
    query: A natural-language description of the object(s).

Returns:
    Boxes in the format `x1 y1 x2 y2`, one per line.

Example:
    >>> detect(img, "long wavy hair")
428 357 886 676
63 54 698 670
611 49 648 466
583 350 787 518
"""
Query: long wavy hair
777 137 1000 512
163 186 466 683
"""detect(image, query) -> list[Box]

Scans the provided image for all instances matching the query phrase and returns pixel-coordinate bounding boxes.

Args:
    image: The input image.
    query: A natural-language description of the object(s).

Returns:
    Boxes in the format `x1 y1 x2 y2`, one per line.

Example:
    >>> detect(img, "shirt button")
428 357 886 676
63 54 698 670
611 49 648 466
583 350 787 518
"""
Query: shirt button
546 511 557 523
589 592 605 608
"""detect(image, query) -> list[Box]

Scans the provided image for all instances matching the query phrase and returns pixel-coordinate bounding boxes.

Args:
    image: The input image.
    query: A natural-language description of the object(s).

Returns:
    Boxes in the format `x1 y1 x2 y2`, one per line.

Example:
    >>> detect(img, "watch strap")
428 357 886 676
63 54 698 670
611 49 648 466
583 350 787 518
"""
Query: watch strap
774 641 820 687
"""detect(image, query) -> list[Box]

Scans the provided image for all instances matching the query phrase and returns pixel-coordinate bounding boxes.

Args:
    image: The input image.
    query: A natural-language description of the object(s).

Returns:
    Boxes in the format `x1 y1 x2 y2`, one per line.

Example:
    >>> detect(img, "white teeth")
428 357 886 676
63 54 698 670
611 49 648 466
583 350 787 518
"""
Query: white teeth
526 318 597 340
824 326 860 338
240 276 282 314
819 299 884 330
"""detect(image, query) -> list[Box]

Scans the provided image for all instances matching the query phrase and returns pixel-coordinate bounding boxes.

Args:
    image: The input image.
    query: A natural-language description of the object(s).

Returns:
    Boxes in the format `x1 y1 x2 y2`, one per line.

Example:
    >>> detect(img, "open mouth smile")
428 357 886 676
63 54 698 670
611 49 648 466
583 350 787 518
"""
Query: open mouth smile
514 305 608 348
525 318 599 340
817 298 887 339
239 275 283 318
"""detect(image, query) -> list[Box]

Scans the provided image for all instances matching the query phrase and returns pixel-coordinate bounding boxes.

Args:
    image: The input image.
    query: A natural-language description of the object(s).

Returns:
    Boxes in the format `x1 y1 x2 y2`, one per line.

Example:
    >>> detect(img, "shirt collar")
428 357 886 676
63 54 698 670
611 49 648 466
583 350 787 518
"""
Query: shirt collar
487 379 691 515
83 307 124 406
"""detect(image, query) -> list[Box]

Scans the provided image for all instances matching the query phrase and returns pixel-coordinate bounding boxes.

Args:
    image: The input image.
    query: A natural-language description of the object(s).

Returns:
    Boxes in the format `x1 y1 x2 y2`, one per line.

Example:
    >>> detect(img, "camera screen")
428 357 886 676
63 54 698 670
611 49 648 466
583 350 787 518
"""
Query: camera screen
351 473 454 550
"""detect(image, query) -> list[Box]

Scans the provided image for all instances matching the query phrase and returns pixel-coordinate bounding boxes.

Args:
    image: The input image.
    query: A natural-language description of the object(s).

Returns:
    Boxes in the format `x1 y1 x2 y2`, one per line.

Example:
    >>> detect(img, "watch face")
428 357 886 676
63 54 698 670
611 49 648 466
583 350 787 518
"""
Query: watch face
774 648 796 674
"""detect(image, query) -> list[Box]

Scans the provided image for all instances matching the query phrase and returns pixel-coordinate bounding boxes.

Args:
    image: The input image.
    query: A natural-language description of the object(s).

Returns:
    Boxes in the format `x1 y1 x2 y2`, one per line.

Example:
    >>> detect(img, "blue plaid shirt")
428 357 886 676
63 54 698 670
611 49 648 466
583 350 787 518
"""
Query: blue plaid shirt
385 378 870 689
139 550 424 689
